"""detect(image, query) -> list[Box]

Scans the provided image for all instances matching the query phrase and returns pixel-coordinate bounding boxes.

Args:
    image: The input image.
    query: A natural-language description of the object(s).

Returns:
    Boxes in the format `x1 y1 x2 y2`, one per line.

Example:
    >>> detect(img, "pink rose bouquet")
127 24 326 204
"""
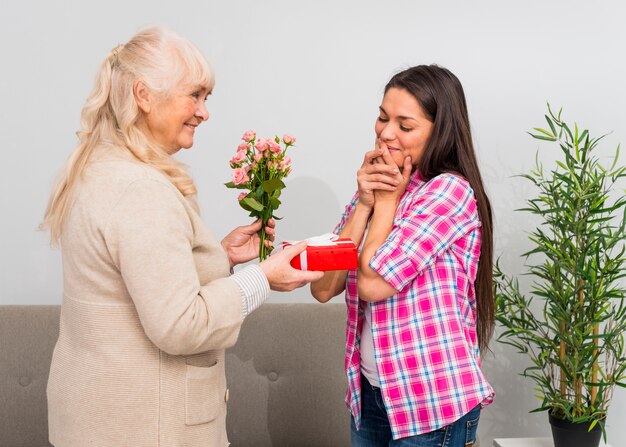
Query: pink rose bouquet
225 130 297 261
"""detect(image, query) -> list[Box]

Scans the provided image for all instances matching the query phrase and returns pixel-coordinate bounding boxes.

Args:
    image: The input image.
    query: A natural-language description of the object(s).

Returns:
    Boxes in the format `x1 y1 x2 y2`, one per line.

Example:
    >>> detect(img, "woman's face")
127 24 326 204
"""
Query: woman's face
375 87 434 169
143 84 210 154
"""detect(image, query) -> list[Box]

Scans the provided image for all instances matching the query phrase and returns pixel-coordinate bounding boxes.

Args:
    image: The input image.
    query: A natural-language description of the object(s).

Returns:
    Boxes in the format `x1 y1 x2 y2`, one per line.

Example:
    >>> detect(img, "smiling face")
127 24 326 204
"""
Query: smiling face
139 84 211 154
375 87 434 170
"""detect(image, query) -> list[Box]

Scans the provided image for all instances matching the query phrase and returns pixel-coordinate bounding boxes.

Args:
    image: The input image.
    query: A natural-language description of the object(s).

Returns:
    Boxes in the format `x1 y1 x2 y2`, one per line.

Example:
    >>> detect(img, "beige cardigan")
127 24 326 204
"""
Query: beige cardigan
47 145 244 446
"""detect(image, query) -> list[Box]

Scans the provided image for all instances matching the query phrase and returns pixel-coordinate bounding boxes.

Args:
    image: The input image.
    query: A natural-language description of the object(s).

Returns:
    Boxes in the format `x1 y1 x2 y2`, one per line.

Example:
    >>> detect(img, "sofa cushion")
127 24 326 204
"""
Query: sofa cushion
226 302 350 446
0 305 59 447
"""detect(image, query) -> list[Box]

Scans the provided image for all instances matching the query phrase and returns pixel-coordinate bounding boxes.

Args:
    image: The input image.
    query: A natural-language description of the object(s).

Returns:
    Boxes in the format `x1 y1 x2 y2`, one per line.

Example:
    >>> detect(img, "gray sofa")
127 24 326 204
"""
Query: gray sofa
0 303 350 447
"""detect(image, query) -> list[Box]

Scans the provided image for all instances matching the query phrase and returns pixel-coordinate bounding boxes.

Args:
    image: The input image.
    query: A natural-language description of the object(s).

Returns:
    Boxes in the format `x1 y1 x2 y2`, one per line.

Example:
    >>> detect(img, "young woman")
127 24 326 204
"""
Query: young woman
311 65 495 446
42 27 322 447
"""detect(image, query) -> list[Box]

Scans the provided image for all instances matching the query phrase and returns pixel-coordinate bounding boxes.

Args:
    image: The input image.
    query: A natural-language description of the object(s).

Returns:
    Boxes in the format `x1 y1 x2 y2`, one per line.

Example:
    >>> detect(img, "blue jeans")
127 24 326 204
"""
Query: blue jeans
351 375 481 447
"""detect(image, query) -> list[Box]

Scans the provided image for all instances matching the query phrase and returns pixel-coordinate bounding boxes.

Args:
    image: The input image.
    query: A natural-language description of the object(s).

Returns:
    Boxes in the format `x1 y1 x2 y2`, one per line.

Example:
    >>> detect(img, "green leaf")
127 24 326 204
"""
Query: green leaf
224 181 249 190
255 184 264 199
239 199 253 213
261 178 286 194
546 115 557 135
242 197 264 212
610 144 621 171
533 127 555 139
270 197 281 209
528 131 557 142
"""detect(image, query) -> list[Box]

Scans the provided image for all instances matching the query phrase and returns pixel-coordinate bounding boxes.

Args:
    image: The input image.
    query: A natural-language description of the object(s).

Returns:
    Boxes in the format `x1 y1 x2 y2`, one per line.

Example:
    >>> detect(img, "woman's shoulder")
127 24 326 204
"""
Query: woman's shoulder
409 172 477 214
78 147 183 216
87 146 176 190
417 171 472 197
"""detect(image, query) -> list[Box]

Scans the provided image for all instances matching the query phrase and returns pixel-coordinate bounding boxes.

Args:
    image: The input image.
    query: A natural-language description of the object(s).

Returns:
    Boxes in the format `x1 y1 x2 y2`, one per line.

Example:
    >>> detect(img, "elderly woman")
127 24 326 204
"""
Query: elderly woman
42 27 322 447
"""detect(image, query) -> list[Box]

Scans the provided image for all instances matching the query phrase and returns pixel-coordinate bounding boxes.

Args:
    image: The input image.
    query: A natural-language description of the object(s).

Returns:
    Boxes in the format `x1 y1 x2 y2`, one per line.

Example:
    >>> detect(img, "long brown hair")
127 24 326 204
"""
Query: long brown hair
385 65 495 352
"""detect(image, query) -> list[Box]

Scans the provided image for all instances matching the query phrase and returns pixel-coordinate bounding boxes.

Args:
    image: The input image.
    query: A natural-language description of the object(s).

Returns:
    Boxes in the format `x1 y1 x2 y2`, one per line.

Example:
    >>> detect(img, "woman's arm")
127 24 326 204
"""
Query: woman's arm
358 201 399 302
310 201 371 302
310 146 400 303
358 145 413 302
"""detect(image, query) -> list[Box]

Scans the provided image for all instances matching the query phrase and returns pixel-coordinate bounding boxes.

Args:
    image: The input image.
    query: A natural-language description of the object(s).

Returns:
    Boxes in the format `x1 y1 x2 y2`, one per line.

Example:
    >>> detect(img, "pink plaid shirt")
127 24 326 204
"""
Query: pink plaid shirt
335 172 494 440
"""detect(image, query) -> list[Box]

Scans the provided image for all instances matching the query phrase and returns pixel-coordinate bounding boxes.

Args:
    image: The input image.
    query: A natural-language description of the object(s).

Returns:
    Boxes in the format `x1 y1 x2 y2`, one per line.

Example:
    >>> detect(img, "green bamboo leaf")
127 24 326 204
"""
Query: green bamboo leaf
610 144 621 171
546 115 557 135
533 127 555 138
562 122 574 143
555 161 569 171
529 131 557 142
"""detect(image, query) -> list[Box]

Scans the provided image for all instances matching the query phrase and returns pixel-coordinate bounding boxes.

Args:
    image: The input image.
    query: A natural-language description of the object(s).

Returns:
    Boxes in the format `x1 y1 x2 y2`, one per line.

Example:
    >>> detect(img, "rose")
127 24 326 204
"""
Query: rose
268 140 281 155
281 155 292 172
283 134 296 145
237 192 248 202
242 130 256 142
230 150 247 164
232 167 249 185
255 138 269 153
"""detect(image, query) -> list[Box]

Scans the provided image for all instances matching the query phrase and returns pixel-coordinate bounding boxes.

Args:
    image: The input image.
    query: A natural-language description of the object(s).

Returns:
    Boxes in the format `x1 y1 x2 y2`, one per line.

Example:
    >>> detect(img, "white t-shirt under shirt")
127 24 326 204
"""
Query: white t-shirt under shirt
360 301 380 387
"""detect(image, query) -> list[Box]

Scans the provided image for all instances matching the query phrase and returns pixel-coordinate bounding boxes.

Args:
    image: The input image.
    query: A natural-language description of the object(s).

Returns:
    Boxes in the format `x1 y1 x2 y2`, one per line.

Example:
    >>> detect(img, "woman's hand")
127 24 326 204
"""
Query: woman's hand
259 242 324 291
373 141 412 207
221 219 275 267
357 146 401 209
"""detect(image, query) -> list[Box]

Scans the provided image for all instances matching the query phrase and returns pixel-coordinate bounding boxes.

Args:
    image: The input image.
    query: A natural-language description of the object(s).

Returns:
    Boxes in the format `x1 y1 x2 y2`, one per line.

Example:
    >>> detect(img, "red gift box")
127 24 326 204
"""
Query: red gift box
282 234 358 271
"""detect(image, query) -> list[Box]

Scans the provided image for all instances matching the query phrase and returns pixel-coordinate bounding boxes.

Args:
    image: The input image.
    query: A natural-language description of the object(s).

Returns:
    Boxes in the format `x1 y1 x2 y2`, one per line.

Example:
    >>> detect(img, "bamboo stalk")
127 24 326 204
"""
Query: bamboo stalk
560 323 566 397
576 279 589 413
576 377 582 410
591 324 599 406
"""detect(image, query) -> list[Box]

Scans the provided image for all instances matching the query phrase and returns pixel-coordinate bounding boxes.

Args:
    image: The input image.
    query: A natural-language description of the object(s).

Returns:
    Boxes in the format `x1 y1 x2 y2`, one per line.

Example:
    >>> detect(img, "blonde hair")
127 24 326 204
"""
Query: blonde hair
42 27 214 244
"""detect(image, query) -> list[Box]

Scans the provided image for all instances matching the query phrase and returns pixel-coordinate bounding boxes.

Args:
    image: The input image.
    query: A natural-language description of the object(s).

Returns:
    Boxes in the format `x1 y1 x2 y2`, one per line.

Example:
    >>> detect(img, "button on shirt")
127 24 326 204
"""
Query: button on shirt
335 172 495 440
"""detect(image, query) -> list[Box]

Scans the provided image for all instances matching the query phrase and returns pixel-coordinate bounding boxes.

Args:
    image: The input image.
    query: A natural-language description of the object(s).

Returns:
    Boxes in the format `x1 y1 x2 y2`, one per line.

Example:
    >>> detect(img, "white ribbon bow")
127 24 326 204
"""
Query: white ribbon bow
284 233 339 246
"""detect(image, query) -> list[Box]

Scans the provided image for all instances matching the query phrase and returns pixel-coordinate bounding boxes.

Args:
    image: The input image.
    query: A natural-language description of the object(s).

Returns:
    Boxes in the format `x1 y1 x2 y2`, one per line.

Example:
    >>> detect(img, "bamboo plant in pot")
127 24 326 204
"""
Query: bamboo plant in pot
494 105 626 447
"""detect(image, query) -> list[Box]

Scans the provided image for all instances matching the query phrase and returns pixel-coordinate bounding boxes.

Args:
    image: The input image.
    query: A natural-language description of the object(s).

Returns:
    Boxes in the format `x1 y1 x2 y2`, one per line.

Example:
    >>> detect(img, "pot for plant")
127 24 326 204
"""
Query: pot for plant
548 410 602 447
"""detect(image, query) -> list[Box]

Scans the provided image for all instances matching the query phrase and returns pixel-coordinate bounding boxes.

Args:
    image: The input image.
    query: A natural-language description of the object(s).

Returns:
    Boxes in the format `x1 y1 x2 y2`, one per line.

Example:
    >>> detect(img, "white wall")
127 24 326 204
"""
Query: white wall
2 0 625 445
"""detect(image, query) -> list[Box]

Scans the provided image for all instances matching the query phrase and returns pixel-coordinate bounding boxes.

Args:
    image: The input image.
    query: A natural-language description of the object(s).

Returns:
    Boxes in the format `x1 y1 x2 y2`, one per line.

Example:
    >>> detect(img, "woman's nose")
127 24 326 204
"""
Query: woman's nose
197 102 209 121
379 124 395 141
